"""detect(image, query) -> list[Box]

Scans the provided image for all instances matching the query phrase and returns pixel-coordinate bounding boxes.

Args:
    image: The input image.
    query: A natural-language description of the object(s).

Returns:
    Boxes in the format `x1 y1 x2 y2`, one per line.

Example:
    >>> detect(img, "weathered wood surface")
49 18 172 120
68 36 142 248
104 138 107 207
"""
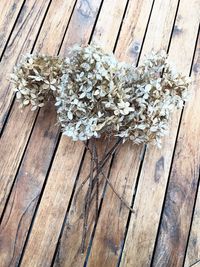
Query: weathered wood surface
0 0 77 266
0 0 53 218
0 0 25 57
0 0 199 266
121 0 200 266
175 33 200 267
153 26 200 267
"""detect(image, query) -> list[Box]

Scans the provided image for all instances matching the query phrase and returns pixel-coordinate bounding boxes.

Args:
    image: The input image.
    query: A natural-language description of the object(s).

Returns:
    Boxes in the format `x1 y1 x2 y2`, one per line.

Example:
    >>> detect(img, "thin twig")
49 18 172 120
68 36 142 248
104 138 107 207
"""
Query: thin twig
81 140 95 253
188 259 200 267
100 167 134 213
79 137 134 253
93 141 99 223
74 138 122 204
84 141 134 213
90 176 104 205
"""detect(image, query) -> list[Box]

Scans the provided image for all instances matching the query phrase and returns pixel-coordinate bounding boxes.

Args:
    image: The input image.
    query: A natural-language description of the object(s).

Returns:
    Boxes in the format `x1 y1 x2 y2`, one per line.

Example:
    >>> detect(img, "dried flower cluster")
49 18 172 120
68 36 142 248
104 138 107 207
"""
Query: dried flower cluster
11 45 190 146
10 45 191 252
11 54 63 110
56 45 131 141
114 51 190 147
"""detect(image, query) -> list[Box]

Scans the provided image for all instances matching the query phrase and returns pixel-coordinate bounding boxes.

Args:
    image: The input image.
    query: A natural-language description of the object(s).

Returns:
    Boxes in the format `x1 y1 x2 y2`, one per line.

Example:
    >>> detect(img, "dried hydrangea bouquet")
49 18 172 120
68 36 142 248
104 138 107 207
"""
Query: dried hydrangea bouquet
11 44 190 251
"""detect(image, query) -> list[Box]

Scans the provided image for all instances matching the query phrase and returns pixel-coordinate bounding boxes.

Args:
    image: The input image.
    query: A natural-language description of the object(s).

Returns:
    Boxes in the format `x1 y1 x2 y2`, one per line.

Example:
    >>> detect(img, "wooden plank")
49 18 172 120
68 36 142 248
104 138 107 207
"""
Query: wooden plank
0 0 76 217
59 0 103 56
0 103 60 267
153 31 200 267
88 144 143 267
21 139 85 267
178 32 200 267
87 0 180 266
0 0 52 132
0 0 54 216
24 139 111 267
116 0 154 63
19 1 129 266
34 0 76 55
0 1 78 266
185 139 200 267
0 0 24 57
120 0 200 266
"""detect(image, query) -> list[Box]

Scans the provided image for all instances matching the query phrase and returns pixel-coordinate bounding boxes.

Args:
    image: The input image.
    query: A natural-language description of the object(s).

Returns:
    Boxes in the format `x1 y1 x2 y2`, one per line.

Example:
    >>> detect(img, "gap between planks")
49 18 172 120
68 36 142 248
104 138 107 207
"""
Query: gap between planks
0 0 26 61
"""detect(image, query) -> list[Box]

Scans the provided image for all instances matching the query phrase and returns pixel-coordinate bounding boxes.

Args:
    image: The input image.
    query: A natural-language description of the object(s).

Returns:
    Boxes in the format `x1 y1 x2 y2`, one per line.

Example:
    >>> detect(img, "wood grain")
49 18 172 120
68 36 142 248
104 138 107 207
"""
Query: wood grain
185 190 200 266
19 0 129 266
88 143 143 267
116 0 153 63
179 36 200 267
0 0 54 217
0 0 24 56
0 0 76 217
87 0 179 266
0 0 199 266
153 24 200 267
0 102 59 267
121 0 200 266
52 138 113 267
0 0 78 266
60 0 103 56
91 0 127 51
20 138 85 267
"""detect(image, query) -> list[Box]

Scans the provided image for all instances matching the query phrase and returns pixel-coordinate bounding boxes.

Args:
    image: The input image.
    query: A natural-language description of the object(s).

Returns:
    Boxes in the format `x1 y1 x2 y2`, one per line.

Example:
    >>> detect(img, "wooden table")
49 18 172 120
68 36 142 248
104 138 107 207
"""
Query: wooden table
0 0 200 266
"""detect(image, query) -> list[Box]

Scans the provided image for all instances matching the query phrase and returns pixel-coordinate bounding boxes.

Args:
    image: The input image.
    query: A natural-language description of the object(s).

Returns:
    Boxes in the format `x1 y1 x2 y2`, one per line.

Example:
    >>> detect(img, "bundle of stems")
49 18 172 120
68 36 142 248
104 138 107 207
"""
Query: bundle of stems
75 137 134 253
